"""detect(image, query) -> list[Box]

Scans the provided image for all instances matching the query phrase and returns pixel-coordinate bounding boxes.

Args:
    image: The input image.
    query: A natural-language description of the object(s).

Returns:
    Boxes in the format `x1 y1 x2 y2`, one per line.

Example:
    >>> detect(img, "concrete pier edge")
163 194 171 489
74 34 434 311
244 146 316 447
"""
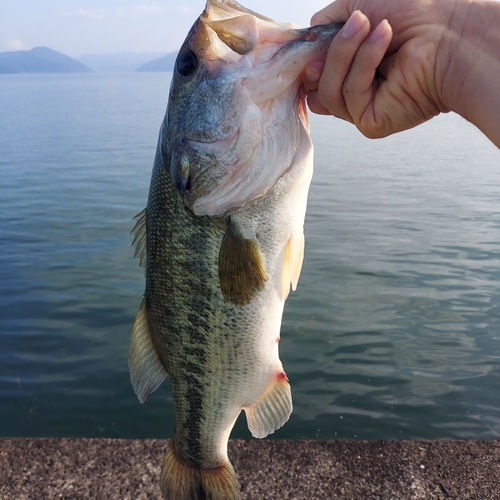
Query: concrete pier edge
1 438 499 499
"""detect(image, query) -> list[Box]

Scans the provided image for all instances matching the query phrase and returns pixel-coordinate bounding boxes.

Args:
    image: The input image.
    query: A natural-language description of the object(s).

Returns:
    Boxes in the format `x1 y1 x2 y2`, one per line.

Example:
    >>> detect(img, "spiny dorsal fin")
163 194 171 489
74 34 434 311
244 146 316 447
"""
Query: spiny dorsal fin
129 299 168 403
131 208 147 269
218 218 268 306
244 372 292 438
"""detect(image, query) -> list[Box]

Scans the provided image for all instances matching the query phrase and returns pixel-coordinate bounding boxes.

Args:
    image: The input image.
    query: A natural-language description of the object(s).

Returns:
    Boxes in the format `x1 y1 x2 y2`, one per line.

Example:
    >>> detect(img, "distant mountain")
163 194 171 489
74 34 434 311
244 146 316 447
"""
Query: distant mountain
136 52 178 72
76 52 169 73
0 47 93 74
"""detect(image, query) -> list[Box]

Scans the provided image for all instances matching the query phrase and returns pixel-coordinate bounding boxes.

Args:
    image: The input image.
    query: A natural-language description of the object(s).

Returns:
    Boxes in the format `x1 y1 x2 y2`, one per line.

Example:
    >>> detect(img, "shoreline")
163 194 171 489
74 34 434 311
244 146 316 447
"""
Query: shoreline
1 438 499 499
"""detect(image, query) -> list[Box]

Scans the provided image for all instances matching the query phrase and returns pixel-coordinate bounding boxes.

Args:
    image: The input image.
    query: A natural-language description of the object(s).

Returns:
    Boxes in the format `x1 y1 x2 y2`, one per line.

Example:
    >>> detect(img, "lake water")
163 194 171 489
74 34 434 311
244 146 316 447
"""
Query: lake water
1 73 499 441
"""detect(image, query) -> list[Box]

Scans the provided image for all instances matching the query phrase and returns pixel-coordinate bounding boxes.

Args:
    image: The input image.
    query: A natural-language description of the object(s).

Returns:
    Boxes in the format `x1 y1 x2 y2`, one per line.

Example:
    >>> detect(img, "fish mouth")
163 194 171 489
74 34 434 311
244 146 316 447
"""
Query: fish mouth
169 1 343 217
193 0 342 75
194 8 343 102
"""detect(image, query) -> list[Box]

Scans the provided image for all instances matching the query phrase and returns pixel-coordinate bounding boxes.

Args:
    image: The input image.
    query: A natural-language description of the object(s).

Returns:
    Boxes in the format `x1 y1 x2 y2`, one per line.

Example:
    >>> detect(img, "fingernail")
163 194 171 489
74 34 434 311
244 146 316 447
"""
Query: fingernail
342 11 365 38
367 20 388 43
305 60 324 83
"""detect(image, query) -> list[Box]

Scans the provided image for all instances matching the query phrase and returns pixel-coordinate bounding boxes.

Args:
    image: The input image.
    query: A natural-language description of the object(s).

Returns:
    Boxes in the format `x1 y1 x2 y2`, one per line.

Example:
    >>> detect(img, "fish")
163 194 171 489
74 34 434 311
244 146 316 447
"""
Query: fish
129 1 342 498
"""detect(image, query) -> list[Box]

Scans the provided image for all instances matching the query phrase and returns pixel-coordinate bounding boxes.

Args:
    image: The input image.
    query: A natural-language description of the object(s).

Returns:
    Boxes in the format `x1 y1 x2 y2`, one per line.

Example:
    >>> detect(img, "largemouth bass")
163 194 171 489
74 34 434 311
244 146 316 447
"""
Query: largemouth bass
129 1 342 498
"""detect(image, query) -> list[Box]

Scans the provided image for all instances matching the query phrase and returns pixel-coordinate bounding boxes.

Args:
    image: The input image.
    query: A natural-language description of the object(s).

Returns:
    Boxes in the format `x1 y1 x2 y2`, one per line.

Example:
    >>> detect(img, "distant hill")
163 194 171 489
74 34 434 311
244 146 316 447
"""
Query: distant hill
136 52 178 72
0 47 93 74
77 52 168 73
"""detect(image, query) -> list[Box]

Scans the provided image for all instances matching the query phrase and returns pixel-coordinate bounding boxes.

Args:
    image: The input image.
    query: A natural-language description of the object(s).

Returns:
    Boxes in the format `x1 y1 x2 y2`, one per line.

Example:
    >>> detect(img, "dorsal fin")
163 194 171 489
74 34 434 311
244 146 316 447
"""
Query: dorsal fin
218 218 268 306
129 299 168 403
131 208 147 269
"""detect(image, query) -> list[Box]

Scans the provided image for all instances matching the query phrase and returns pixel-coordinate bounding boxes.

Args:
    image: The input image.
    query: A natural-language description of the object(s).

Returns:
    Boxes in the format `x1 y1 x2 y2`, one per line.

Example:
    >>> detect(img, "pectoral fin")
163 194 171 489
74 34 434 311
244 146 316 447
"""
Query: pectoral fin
129 299 168 403
280 232 305 300
244 372 292 438
219 219 268 306
289 231 305 291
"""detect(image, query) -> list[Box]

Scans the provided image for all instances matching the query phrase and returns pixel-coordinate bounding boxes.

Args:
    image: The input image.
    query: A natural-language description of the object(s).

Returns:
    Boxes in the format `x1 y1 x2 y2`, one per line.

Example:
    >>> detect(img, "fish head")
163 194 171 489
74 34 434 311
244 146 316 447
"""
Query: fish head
164 0 342 217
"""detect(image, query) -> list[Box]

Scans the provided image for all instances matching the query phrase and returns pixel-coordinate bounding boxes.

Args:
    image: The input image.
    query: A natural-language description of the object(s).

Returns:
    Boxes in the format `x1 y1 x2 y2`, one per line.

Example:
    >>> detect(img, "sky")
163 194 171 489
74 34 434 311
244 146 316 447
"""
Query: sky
1 0 329 57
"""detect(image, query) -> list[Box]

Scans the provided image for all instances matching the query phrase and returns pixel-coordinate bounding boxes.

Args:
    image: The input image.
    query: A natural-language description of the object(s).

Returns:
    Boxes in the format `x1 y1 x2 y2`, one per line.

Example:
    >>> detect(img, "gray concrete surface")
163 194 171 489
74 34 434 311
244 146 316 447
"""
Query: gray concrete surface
1 438 499 499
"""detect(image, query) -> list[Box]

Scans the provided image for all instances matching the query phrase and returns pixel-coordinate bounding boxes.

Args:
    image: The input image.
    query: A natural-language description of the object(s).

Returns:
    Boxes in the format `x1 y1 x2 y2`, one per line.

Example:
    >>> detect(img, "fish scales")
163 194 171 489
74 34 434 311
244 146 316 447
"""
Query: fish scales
147 136 296 467
129 1 342 498
147 156 228 467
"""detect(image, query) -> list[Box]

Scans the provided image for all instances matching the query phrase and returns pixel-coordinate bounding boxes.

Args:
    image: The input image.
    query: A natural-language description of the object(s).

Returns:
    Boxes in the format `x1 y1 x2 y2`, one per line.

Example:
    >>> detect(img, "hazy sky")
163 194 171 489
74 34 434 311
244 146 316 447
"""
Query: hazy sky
1 0 329 57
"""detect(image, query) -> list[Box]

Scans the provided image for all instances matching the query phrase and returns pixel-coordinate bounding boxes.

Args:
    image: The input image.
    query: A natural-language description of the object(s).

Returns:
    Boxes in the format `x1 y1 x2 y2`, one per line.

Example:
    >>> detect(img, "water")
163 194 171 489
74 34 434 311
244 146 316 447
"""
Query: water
1 73 499 441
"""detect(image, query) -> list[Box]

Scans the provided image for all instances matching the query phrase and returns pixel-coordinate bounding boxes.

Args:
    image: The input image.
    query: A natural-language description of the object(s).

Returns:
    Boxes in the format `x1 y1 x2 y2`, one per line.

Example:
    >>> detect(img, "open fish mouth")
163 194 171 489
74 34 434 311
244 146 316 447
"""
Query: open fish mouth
170 18 340 217
167 0 342 217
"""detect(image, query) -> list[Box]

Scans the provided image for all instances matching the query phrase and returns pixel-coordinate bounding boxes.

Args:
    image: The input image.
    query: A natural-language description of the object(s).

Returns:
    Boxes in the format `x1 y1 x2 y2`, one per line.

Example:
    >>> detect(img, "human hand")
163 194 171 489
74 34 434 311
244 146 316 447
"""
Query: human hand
303 0 451 139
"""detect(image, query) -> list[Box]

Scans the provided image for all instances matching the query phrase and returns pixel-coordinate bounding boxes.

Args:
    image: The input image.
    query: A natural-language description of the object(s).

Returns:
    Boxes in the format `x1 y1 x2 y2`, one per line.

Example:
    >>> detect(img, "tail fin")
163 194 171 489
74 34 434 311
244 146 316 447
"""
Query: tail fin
160 441 240 500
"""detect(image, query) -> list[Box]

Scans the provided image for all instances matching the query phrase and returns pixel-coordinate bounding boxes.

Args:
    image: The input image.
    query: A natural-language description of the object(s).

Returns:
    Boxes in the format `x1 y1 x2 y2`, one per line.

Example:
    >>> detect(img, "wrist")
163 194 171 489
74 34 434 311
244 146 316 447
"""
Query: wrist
436 0 500 145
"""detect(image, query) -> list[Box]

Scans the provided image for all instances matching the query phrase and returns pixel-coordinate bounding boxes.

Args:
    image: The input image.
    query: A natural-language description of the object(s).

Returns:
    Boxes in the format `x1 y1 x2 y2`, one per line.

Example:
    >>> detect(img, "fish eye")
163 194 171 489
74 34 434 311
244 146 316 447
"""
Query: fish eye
176 50 198 77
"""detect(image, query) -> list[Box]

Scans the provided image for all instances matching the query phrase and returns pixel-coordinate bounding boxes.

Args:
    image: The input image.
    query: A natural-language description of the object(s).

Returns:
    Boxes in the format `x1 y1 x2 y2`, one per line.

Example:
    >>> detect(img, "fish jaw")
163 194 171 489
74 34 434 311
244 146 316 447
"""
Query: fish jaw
166 1 342 217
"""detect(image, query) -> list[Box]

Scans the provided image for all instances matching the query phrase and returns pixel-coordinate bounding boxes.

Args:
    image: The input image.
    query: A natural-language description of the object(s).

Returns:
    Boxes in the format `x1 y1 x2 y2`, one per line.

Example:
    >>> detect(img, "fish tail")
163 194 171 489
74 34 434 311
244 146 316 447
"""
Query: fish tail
160 441 240 500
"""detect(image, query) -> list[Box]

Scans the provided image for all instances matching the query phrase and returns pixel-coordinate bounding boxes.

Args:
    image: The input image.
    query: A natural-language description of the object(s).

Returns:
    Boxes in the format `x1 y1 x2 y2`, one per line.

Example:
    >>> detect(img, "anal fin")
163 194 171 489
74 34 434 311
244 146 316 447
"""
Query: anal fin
244 372 292 439
129 299 168 403
219 218 268 306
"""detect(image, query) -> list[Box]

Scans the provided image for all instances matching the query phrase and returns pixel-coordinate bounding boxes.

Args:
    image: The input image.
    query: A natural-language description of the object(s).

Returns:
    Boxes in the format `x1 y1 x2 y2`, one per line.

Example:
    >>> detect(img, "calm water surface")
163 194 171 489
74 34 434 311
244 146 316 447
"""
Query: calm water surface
1 73 499 440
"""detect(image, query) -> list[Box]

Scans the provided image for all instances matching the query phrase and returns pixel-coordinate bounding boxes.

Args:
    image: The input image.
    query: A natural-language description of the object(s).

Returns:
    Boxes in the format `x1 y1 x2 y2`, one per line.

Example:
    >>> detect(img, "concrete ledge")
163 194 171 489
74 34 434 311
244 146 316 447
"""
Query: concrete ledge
1 438 499 499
